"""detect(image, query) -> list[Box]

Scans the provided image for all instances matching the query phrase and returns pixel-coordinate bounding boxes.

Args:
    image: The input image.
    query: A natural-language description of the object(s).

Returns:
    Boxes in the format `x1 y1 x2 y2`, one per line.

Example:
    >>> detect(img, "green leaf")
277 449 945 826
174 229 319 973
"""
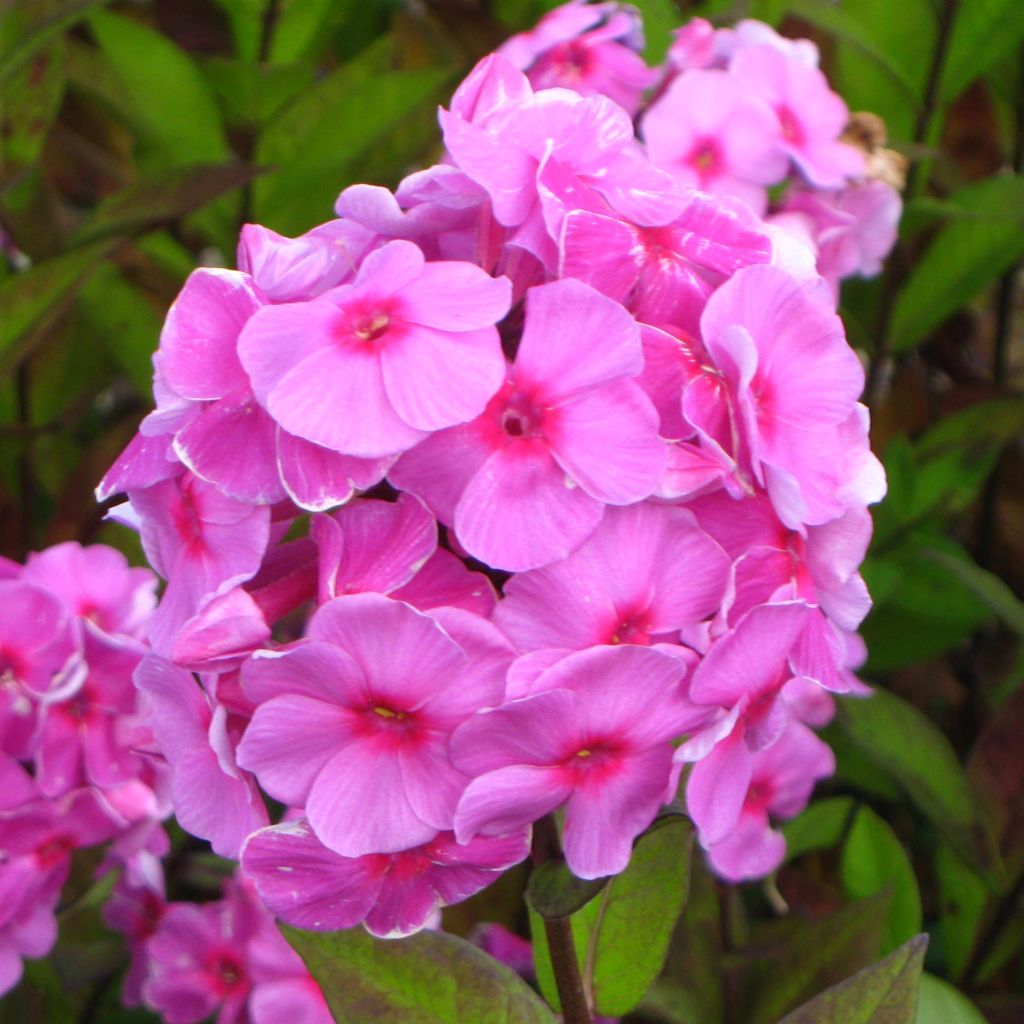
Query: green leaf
202 57 314 130
254 38 454 234
940 0 1024 103
0 0 111 89
861 536 993 671
531 815 693 1017
914 974 988 1023
920 548 1024 638
627 0 677 63
783 797 856 862
785 0 925 126
933 843 987 981
0 38 66 182
0 239 117 380
88 10 228 163
835 689 997 874
75 263 160 394
282 924 557 1024
891 175 1024 352
269 0 357 63
775 934 928 1024
742 893 892 1024
72 162 264 244
840 806 922 953
525 861 608 920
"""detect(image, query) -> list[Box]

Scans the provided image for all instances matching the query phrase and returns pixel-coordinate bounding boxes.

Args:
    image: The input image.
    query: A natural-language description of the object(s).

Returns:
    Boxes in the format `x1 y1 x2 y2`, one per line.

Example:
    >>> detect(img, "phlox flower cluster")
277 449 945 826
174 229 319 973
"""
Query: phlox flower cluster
0 542 164 994
97 2 893 947
105 873 331 1024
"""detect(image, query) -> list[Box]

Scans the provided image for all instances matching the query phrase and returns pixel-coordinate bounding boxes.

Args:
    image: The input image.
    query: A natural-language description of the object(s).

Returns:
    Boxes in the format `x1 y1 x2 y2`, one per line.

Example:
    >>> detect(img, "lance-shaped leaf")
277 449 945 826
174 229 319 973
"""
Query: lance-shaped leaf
526 861 608 920
0 239 118 380
891 176 1024 352
531 814 693 1017
915 973 988 1023
741 893 891 1024
282 924 557 1024
72 163 265 245
841 806 922 953
784 797 856 862
776 934 928 1024
836 689 998 874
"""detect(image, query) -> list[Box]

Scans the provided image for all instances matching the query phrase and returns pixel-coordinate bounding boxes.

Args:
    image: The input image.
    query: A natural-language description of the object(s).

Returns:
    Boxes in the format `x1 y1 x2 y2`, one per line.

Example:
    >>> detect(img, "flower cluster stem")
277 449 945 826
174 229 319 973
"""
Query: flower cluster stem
532 816 593 1024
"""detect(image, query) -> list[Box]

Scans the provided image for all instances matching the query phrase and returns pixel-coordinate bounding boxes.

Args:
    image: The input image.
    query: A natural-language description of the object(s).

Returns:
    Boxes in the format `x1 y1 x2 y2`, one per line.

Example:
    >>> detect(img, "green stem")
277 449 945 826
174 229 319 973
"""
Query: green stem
531 816 592 1024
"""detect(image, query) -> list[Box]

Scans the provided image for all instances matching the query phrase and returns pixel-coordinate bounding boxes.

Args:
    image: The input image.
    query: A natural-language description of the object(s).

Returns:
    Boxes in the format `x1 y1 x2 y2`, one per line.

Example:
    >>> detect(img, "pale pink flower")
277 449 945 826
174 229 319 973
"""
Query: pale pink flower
442 56 675 267
135 656 268 859
453 645 699 878
238 239 511 459
494 503 729 654
641 70 787 215
0 580 83 759
730 45 864 188
241 818 529 938
559 190 772 334
236 594 508 857
499 1 657 115
129 471 271 656
696 264 875 527
390 278 665 571
698 720 834 882
237 218 374 303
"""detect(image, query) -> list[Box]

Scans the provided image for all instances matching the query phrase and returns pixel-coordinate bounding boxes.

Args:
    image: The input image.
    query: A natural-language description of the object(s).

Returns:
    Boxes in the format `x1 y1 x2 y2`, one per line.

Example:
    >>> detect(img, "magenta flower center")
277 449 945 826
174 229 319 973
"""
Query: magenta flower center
0 646 25 686
206 951 247 996
776 105 804 146
687 138 722 182
354 312 391 342
500 396 543 439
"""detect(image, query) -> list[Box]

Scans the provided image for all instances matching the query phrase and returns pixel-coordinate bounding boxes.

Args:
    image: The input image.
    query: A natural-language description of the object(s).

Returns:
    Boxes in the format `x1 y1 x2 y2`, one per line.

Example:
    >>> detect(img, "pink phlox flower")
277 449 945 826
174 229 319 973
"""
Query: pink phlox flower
697 264 873 528
237 239 512 459
441 56 675 267
336 165 501 267
146 267 389 510
390 278 665 571
720 20 820 69
134 655 268 858
104 873 167 1006
474 922 535 977
237 218 375 303
0 579 84 759
236 594 506 858
22 542 157 642
680 601 814 771
778 180 902 297
452 644 701 878
641 69 788 215
34 628 149 796
499 1 657 115
730 45 864 188
664 18 718 74
96 432 181 503
129 471 271 657
698 719 834 882
141 883 266 1024
390 548 498 617
241 817 529 939
689 491 873 633
171 587 272 672
0 874 60 997
494 502 729 654
560 190 773 335
312 493 436 605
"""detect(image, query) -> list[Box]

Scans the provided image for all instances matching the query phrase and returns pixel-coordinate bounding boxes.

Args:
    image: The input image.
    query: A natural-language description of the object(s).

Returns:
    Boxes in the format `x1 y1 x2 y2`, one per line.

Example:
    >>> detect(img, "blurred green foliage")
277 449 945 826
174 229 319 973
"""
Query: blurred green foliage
1 0 1023 1022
